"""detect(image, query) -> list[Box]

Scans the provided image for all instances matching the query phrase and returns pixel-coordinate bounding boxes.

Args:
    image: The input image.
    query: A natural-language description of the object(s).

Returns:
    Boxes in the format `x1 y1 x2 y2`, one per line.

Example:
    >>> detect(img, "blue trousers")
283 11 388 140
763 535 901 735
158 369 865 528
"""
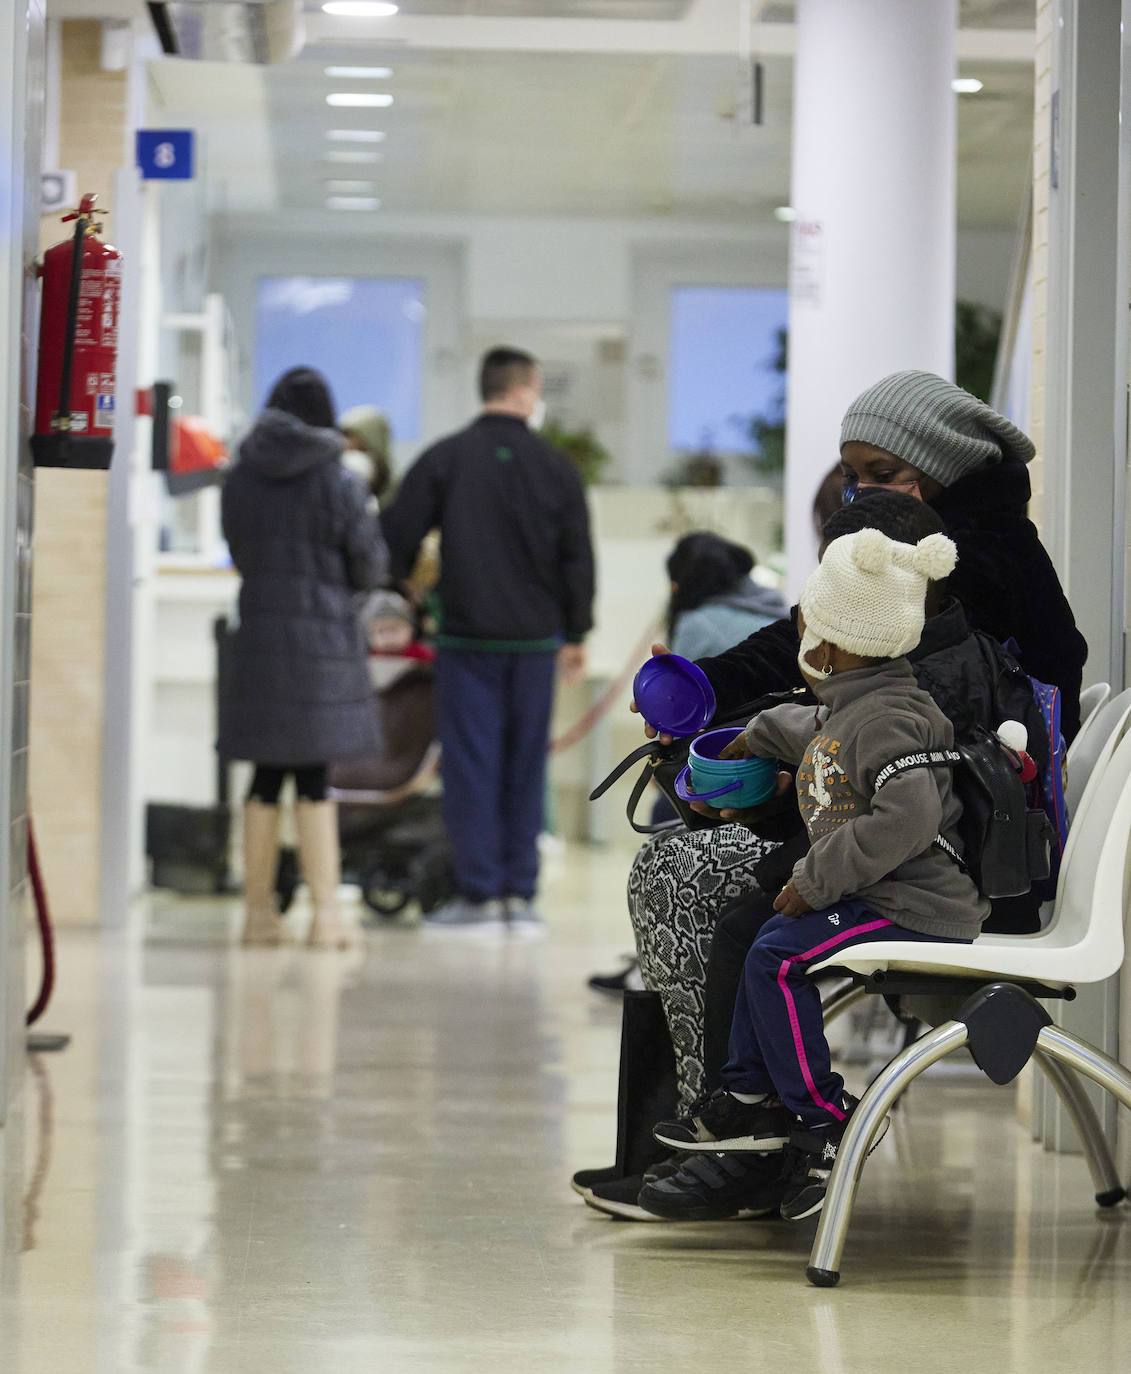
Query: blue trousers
723 901 968 1128
434 648 557 903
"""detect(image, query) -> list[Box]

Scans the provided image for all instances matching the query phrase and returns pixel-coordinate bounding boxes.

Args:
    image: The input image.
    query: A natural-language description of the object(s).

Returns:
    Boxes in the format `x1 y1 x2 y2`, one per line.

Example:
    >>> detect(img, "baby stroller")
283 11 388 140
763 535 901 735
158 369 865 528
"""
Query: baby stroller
315 590 452 920
217 606 451 920
327 646 452 920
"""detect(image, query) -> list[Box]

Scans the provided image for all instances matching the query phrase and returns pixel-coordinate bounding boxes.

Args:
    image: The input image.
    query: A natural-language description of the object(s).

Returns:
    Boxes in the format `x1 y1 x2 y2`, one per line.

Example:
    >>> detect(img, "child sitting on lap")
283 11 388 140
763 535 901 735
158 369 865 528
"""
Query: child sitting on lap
645 528 990 1222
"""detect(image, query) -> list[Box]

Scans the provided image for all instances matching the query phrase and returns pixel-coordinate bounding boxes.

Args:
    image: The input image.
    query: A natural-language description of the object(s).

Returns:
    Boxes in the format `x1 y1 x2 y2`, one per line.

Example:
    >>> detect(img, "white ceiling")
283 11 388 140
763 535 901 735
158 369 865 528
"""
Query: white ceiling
145 0 1035 228
397 2 693 15
762 0 1035 25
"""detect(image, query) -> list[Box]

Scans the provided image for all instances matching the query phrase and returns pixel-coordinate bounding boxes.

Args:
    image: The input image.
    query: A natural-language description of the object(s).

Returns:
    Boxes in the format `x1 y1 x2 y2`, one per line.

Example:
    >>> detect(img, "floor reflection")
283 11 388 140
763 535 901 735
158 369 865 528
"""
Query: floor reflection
1 842 1130 1372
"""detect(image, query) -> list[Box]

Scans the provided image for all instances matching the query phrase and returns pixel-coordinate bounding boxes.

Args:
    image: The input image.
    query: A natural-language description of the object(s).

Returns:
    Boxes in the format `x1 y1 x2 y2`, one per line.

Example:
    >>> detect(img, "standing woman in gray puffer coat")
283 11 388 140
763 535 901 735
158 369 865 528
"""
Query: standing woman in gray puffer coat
220 367 388 947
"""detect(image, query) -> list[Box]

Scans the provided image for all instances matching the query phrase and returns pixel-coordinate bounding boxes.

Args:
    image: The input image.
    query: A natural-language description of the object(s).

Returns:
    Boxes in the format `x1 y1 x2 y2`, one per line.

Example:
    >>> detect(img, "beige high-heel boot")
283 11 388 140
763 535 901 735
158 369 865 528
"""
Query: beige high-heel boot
241 799 287 946
295 799 356 948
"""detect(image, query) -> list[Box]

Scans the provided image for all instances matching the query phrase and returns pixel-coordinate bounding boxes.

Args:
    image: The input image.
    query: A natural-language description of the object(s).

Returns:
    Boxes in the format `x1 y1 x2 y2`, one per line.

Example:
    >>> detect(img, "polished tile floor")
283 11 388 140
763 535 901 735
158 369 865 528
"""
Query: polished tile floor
3 838 1131 1372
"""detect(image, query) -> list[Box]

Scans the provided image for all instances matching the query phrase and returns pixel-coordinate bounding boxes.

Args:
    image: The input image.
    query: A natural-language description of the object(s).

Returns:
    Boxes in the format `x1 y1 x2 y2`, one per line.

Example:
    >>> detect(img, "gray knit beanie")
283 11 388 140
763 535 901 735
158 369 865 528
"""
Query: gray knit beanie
840 370 1036 488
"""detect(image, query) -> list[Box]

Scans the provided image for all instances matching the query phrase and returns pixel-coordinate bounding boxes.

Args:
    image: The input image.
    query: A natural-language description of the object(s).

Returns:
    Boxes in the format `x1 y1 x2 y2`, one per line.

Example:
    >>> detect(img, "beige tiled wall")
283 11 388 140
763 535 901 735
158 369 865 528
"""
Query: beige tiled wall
29 19 125 925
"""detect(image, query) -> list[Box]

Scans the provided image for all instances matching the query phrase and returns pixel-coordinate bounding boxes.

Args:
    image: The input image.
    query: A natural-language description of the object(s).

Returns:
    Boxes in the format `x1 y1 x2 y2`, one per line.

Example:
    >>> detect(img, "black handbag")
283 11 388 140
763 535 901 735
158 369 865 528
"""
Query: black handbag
589 687 811 842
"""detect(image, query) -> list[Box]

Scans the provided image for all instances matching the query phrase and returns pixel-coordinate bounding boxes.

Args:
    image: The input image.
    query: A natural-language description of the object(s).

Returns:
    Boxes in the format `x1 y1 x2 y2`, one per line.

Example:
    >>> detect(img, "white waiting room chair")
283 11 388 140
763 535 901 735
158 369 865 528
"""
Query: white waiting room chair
803 726 1131 1289
1078 681 1112 731
1065 688 1131 818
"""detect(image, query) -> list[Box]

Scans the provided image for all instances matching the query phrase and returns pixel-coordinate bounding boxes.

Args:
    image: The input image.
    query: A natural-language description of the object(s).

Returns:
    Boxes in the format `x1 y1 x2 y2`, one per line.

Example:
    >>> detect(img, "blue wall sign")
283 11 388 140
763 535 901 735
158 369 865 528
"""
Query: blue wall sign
136 130 195 181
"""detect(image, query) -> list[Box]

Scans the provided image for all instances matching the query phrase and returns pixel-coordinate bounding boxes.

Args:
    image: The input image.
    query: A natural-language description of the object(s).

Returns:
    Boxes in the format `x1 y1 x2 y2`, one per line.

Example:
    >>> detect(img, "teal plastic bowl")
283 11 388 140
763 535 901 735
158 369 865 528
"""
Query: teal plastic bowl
674 728 779 808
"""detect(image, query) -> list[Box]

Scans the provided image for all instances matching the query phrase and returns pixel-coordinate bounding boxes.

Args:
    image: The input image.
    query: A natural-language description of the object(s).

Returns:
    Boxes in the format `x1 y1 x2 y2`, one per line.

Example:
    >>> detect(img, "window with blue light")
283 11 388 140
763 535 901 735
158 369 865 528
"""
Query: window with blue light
668 286 789 456
255 276 425 442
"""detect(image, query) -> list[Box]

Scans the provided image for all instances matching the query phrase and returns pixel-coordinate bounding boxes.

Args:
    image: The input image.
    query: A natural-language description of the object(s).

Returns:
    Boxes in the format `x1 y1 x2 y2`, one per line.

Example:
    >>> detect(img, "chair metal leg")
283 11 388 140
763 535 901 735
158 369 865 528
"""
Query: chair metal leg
806 1019 969 1288
1032 1049 1127 1206
1036 1024 1131 1143
820 981 867 1027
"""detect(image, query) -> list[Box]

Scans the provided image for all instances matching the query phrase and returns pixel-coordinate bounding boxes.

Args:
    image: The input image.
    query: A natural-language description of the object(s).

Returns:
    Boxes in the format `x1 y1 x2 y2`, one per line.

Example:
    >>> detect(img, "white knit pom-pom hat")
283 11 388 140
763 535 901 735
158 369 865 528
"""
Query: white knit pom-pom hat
800 527 958 661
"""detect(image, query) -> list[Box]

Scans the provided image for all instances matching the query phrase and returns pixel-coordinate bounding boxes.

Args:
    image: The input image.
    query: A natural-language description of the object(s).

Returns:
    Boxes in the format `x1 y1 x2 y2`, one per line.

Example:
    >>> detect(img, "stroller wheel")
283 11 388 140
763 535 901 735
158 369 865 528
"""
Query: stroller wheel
361 866 411 918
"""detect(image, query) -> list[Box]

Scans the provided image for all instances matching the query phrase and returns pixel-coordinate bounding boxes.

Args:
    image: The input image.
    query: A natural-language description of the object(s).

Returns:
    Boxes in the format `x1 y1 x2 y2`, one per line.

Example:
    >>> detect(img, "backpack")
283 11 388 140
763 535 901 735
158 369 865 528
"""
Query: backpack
1024 674 1069 871
873 727 1056 900
997 636 1070 888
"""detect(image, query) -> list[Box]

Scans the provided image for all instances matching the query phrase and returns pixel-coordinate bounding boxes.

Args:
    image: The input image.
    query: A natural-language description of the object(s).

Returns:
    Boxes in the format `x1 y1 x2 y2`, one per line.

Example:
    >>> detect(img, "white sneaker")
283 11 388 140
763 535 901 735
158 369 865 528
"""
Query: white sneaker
505 897 546 937
422 897 506 931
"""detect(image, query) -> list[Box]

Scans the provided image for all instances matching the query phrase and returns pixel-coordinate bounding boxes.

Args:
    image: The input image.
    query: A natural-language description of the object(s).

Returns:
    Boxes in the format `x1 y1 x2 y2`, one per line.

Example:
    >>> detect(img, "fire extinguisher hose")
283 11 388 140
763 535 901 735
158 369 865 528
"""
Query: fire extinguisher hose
26 818 55 1028
52 212 89 433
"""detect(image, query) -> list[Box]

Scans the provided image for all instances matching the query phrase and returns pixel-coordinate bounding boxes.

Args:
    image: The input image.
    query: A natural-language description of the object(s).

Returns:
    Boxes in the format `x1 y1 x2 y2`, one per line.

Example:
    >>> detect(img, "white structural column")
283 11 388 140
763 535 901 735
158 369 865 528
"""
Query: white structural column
1033 0 1129 1157
784 0 957 593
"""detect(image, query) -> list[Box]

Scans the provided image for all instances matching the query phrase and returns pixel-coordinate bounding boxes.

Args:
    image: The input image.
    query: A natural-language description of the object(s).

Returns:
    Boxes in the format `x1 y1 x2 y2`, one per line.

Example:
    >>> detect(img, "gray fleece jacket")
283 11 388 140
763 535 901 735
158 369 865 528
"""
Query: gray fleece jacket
743 657 990 940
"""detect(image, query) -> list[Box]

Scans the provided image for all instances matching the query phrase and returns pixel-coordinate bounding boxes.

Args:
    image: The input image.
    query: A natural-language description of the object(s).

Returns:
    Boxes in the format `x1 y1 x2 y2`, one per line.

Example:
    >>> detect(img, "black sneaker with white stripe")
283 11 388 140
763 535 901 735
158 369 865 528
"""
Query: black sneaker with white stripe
778 1094 890 1222
652 1088 795 1153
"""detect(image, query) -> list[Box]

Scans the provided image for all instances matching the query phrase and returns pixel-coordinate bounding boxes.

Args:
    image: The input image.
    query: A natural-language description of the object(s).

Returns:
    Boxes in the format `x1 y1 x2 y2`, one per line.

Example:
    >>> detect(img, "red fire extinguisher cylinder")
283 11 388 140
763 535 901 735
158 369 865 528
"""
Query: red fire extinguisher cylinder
32 193 121 470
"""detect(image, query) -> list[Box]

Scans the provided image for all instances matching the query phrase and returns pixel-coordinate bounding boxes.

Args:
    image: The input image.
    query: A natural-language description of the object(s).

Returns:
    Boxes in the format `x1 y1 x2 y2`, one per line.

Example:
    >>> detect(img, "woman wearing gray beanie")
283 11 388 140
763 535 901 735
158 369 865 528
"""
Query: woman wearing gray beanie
836 371 1087 738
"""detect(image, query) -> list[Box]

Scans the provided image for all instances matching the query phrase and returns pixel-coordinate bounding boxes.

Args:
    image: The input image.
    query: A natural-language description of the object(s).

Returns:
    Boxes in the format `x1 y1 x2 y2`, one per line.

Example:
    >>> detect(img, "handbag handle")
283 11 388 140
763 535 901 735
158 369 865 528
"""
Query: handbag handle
588 741 660 802
624 760 685 835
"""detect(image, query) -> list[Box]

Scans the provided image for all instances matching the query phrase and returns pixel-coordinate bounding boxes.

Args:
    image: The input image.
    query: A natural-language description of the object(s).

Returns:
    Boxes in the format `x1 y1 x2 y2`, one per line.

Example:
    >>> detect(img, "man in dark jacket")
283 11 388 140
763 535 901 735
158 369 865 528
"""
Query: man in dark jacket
382 348 596 929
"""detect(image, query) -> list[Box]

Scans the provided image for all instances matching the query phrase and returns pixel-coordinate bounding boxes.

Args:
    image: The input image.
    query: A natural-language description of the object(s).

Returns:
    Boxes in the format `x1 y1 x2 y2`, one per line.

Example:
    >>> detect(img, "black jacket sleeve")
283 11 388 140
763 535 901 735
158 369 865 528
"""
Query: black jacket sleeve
557 466 595 642
694 608 806 716
380 447 445 583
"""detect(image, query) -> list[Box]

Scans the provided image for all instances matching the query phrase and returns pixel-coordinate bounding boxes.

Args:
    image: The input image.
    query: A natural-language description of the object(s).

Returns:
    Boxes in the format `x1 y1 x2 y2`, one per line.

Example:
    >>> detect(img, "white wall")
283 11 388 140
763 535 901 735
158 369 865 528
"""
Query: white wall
213 217 468 462
957 228 1018 314
212 211 1019 485
212 209 798 479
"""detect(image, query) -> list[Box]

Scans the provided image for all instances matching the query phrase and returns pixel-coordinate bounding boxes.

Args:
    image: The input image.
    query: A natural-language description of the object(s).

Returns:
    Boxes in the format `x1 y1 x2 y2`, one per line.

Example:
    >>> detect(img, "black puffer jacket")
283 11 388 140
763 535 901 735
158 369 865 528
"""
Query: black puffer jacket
931 457 1087 741
219 409 387 765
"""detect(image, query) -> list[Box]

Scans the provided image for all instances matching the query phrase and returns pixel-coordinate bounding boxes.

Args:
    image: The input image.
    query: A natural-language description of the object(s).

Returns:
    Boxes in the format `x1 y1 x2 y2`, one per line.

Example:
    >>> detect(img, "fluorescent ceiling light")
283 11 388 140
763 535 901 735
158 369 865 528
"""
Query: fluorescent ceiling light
952 77 984 94
774 206 797 222
322 3 398 16
326 92 394 108
326 129 386 142
322 3 399 16
325 179 376 192
324 66 393 79
324 149 383 164
327 196 382 210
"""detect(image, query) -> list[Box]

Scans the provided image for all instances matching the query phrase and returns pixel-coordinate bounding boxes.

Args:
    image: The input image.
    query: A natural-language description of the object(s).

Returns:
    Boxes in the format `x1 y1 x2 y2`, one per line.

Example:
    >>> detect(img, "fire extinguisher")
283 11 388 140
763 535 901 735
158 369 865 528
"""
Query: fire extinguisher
32 192 121 470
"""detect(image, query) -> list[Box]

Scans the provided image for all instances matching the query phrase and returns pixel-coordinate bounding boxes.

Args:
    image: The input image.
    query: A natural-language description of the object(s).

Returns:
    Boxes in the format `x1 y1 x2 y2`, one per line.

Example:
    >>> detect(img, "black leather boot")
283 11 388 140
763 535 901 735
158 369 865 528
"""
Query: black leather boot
571 989 677 1197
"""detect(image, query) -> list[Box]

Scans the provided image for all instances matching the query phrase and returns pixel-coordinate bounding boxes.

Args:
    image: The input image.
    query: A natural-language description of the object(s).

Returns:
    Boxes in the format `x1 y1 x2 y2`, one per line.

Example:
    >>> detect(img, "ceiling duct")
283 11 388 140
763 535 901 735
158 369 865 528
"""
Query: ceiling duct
147 0 305 64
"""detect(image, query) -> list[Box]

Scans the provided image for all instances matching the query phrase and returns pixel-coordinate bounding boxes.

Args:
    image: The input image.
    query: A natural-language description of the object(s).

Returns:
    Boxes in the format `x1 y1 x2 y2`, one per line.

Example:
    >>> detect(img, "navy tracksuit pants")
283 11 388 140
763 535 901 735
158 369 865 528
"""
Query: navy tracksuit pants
434 648 557 903
723 900 967 1128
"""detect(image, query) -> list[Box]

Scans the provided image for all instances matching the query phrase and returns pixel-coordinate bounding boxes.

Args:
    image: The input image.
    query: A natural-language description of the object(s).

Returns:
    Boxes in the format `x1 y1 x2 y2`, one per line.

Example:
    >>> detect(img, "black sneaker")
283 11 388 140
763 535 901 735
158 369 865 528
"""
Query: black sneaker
586 960 639 996
583 1173 668 1222
571 1164 622 1200
637 1151 789 1222
778 1095 890 1222
652 1089 795 1153
642 1153 684 1185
